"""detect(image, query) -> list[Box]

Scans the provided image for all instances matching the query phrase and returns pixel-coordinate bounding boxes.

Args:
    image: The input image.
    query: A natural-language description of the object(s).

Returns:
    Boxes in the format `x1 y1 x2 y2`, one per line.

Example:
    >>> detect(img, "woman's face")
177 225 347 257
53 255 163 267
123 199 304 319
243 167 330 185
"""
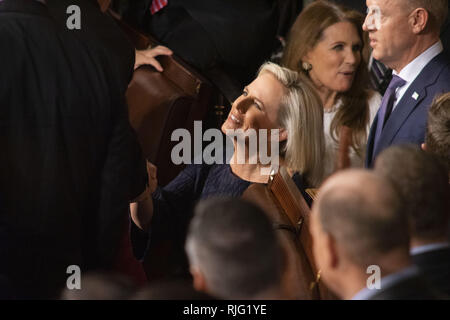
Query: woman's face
221 73 286 141
304 21 362 93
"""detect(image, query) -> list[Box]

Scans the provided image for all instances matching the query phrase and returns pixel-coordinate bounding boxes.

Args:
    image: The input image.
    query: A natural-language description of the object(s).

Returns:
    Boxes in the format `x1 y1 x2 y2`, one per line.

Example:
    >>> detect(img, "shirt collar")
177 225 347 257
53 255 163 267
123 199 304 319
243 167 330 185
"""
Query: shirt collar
393 41 443 83
411 242 450 256
351 266 420 300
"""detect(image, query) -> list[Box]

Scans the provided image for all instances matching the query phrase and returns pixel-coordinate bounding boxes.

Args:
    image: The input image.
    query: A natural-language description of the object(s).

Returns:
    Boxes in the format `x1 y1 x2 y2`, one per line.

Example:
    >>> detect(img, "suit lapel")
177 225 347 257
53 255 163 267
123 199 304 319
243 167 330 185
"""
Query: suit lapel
365 114 378 167
372 53 447 158
372 86 426 156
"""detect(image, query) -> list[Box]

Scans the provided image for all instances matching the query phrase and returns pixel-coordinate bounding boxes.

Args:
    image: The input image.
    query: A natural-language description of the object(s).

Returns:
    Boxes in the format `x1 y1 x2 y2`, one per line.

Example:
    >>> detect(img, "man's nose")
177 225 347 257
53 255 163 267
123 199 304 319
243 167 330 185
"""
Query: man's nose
362 14 373 32
235 97 252 113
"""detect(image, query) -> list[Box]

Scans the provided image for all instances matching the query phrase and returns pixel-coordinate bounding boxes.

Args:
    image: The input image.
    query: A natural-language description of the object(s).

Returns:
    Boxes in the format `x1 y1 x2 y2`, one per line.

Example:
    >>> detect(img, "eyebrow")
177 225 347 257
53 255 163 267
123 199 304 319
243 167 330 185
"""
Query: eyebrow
330 40 362 46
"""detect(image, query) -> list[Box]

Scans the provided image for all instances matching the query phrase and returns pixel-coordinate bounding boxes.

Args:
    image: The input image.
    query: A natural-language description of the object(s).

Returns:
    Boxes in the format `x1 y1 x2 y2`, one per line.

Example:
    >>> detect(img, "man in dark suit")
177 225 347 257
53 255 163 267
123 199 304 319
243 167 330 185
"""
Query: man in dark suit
121 0 278 100
310 170 438 300
0 0 146 298
375 145 450 296
442 1 450 57
363 0 450 167
46 0 136 93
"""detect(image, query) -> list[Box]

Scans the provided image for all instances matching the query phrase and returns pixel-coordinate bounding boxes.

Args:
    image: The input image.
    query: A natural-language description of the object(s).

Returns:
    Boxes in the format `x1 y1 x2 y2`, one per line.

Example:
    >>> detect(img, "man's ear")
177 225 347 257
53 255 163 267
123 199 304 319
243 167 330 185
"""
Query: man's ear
190 266 208 293
324 232 339 270
421 143 427 151
409 8 429 34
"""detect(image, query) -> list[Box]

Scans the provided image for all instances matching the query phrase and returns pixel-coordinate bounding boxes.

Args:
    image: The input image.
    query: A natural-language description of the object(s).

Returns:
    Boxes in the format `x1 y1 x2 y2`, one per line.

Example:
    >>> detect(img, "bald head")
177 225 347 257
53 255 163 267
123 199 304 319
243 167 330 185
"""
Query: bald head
313 170 409 267
375 145 450 242
404 0 448 32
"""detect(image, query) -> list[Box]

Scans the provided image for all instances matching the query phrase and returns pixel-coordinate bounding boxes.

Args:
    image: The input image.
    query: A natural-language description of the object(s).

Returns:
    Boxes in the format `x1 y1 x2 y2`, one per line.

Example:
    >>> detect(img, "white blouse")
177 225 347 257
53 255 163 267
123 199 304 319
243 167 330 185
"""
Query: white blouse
322 90 382 182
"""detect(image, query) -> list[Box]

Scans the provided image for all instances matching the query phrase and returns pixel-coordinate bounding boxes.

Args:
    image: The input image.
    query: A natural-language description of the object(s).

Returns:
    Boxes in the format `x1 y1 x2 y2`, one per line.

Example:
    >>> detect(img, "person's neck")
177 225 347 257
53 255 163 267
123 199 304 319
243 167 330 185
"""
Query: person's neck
230 157 271 184
314 83 338 111
390 36 440 73
410 236 449 249
229 148 284 184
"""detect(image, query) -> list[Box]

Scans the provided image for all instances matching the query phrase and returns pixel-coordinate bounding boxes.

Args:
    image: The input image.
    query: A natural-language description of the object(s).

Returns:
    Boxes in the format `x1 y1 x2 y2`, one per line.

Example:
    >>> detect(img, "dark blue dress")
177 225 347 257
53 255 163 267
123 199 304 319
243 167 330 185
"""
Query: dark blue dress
131 163 312 277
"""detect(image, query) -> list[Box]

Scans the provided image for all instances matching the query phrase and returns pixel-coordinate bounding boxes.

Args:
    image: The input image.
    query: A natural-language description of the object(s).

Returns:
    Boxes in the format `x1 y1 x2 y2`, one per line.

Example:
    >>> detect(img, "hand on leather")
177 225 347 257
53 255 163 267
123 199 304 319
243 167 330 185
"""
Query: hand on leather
146 161 158 193
134 46 173 71
129 161 158 231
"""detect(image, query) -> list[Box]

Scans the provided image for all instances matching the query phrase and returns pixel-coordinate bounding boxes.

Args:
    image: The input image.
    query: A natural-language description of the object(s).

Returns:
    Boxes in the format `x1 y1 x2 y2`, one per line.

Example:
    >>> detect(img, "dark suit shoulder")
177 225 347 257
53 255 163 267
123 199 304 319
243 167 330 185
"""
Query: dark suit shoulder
370 274 441 300
425 52 450 84
412 248 450 297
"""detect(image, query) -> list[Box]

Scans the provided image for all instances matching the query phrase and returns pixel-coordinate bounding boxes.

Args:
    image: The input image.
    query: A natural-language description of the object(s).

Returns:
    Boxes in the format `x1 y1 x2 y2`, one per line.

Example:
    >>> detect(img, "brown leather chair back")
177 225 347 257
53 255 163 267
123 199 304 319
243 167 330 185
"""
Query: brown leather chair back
110 16 226 281
112 16 219 185
242 167 335 300
242 183 318 300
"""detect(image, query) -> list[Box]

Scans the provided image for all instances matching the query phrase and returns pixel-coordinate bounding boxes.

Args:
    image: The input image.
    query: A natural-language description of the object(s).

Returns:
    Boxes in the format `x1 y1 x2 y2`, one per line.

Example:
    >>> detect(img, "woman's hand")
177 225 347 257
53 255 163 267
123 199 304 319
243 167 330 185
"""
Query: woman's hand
129 161 158 231
146 161 158 193
134 45 173 71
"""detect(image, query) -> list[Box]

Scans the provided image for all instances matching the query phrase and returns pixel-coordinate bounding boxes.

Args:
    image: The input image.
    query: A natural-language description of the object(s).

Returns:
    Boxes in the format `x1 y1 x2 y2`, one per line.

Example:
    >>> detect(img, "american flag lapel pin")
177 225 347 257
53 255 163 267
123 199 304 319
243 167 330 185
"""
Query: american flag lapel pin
412 92 419 100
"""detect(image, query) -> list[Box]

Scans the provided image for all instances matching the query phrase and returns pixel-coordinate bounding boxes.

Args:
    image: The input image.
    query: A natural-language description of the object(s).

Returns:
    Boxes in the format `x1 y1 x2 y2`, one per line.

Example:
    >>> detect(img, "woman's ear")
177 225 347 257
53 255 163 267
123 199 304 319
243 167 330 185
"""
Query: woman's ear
279 128 288 142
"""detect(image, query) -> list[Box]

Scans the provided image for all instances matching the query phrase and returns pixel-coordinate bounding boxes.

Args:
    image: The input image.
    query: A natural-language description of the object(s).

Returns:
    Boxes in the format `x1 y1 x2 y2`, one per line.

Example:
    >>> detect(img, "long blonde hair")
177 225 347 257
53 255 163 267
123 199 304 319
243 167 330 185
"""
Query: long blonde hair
258 62 325 187
282 1 371 157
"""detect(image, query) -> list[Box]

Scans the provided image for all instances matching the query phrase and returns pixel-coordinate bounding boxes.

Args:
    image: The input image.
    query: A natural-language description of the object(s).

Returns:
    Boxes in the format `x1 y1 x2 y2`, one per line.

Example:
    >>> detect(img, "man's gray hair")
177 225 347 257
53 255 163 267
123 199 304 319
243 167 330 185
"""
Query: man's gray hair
407 0 448 31
185 197 283 299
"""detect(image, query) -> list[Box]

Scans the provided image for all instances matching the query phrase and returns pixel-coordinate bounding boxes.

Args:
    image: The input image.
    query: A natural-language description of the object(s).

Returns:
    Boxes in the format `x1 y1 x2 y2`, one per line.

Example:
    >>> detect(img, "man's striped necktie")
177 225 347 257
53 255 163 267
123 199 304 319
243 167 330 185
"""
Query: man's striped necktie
150 0 168 15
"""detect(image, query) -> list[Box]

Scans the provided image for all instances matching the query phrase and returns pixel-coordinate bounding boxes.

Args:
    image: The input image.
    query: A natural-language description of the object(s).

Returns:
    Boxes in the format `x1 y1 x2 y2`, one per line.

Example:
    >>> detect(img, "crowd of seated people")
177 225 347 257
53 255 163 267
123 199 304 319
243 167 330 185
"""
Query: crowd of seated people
0 0 449 300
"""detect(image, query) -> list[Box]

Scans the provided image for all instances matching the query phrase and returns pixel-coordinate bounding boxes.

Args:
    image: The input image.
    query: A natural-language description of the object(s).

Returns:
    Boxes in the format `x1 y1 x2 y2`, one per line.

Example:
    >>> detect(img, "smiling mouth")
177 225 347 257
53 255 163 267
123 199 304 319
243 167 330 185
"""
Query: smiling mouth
230 114 242 124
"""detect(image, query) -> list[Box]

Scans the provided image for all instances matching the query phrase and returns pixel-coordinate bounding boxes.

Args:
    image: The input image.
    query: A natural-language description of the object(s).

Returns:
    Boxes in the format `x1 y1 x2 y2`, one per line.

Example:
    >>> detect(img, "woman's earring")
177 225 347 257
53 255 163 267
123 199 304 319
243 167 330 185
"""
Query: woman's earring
302 61 312 72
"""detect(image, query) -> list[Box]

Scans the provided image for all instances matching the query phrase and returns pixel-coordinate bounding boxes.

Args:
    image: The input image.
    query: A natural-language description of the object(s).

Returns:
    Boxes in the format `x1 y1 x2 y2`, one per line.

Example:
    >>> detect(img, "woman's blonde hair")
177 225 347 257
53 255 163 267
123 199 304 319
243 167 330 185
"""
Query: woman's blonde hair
258 62 325 187
282 1 371 157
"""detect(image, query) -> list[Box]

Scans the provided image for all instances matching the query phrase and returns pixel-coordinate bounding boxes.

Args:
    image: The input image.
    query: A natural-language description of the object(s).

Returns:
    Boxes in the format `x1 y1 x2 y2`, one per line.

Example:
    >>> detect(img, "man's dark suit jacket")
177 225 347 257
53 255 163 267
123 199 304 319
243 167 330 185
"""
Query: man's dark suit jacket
412 247 450 297
442 6 450 59
0 0 145 298
46 0 136 94
369 273 439 300
366 52 450 167
122 0 278 99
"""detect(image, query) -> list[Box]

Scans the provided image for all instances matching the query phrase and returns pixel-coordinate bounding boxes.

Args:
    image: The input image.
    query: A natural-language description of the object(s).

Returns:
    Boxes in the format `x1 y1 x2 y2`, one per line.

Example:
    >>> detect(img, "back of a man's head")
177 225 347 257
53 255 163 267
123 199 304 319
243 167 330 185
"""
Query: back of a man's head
313 170 410 272
185 198 283 300
406 0 448 33
375 145 450 243
425 92 450 176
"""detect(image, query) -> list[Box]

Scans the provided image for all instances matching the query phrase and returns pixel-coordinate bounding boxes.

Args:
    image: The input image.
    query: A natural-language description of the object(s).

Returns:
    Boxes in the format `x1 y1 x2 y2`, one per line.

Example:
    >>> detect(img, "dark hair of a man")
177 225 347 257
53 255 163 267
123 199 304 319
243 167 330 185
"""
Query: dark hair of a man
426 92 450 173
317 172 410 267
375 145 450 241
185 197 283 300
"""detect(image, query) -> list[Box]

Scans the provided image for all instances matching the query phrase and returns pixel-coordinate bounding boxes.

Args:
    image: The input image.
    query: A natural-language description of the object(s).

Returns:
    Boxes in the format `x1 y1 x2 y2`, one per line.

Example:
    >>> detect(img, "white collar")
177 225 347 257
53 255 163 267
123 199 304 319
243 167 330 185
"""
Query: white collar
351 266 420 300
411 242 450 256
393 41 443 83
